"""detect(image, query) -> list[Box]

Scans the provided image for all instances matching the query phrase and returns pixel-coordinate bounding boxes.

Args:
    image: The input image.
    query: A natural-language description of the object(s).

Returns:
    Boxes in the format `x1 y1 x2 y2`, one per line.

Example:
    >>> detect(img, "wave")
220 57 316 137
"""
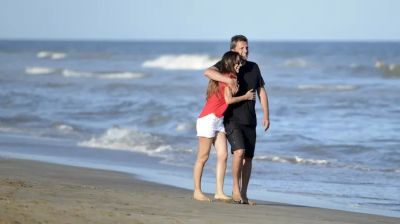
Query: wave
375 60 400 76
254 154 400 173
25 67 145 79
53 123 74 133
297 84 358 91
25 66 57 75
78 127 173 157
142 54 218 70
282 58 309 68
175 122 195 132
37 51 66 60
0 114 44 125
62 69 145 79
254 155 330 166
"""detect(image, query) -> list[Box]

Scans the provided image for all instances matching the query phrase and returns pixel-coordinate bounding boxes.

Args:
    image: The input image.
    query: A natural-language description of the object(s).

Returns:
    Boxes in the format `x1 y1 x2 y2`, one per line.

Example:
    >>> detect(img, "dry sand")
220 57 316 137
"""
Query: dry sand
0 158 398 224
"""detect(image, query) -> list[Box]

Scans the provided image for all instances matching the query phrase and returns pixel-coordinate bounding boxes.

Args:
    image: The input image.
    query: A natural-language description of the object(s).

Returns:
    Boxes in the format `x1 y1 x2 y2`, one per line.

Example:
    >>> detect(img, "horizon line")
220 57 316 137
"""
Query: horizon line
1 37 400 43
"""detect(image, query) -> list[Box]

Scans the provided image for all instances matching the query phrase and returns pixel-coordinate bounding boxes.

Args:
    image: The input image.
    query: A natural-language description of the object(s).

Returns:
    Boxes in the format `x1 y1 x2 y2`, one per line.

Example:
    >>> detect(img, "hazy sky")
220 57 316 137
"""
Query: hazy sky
1 0 399 41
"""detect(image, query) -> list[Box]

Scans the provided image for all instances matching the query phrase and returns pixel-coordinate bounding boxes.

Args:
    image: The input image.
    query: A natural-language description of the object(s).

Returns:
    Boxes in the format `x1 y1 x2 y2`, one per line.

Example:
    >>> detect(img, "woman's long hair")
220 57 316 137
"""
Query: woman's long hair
206 51 241 99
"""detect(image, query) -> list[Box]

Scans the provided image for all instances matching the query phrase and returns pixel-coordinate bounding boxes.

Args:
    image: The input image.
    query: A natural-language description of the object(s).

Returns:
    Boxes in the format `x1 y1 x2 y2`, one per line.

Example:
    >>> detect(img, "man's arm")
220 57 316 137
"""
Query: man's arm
204 66 238 94
257 86 270 131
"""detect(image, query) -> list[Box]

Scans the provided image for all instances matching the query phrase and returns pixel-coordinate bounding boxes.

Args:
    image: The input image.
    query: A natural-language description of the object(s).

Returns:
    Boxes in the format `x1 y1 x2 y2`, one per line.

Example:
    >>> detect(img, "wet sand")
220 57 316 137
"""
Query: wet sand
0 158 398 224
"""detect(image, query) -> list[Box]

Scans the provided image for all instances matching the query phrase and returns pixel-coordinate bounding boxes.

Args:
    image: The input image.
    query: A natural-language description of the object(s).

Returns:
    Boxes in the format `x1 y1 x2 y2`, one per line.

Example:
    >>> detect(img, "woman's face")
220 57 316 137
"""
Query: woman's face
234 56 242 73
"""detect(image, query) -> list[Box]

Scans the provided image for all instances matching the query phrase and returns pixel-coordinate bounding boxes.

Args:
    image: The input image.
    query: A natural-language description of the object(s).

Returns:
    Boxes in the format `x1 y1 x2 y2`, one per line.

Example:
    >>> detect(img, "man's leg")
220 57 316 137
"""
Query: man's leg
213 132 231 200
240 125 256 205
241 157 255 205
193 137 213 201
232 149 244 202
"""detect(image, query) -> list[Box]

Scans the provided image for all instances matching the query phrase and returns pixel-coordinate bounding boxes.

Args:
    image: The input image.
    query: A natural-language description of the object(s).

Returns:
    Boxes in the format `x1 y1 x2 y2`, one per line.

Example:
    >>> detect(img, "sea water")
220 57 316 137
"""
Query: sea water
0 40 399 217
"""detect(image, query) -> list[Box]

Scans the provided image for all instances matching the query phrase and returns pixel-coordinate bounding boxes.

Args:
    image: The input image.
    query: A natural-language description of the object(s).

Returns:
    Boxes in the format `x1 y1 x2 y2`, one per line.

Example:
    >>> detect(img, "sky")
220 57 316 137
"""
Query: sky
0 0 399 41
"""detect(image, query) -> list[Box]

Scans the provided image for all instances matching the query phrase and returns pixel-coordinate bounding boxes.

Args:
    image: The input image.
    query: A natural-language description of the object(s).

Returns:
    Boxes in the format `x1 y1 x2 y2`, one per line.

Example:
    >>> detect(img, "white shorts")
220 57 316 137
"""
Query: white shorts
196 113 225 138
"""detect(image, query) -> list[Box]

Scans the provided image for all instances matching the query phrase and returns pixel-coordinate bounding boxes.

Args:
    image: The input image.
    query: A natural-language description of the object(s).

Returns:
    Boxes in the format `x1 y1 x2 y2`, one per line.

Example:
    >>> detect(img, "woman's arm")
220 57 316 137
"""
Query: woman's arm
224 87 255 105
205 66 238 94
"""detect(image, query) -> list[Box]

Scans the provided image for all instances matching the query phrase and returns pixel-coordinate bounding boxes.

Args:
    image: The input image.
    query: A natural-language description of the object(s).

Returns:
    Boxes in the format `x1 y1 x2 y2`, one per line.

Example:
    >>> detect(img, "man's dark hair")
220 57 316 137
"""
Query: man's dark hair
230 35 248 50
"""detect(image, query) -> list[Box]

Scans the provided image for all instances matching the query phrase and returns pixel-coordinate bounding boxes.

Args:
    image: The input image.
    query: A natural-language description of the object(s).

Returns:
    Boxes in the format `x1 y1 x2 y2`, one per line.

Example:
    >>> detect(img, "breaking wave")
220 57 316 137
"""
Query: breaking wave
62 69 145 79
78 127 173 157
37 51 67 60
254 155 330 166
297 84 358 91
282 58 309 68
142 54 218 70
25 66 57 75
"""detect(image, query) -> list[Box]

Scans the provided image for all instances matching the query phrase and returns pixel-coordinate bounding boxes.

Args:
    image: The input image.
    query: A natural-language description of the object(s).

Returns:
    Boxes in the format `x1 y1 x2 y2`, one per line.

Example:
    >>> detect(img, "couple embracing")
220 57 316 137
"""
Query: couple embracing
193 35 270 205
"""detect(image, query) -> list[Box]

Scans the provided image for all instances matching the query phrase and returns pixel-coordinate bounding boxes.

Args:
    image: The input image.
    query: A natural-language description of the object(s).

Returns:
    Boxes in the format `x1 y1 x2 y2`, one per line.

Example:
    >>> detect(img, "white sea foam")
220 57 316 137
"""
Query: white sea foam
375 60 400 75
54 124 74 133
282 58 308 68
98 72 145 79
78 127 173 157
37 51 66 60
176 122 194 132
62 69 145 79
254 155 330 166
297 84 358 91
25 66 57 75
142 54 218 70
62 69 93 78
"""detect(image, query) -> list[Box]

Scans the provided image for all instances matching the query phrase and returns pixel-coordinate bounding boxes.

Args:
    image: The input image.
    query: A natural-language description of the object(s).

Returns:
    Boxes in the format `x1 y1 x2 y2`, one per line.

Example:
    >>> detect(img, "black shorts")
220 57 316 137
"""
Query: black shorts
224 121 256 158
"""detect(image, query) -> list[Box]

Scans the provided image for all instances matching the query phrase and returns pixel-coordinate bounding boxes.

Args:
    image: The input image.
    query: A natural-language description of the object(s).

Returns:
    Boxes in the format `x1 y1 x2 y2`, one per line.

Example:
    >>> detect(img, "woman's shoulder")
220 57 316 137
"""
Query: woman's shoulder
222 72 237 78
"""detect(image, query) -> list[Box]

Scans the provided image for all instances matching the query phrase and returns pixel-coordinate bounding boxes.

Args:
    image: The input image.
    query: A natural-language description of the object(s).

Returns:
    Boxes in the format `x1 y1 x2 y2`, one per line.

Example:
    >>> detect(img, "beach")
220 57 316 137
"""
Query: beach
1 40 399 218
0 158 398 224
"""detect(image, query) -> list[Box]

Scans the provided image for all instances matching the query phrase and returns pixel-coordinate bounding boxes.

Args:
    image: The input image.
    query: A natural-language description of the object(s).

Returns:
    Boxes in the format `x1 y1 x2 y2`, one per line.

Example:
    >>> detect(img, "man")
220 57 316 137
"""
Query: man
204 35 270 204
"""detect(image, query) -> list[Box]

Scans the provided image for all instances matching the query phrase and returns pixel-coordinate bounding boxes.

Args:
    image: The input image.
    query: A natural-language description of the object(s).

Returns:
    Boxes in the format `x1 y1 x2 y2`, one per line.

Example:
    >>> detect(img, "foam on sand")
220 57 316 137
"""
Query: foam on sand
142 54 218 70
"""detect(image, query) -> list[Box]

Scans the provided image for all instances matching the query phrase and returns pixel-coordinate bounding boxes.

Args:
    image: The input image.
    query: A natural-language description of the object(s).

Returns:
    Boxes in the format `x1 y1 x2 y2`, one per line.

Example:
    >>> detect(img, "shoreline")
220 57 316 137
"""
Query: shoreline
0 132 399 219
0 158 398 223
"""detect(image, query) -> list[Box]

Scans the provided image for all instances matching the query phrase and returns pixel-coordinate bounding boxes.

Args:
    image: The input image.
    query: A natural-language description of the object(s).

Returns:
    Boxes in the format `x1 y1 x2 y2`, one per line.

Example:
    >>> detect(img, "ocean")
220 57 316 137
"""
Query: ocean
0 40 399 217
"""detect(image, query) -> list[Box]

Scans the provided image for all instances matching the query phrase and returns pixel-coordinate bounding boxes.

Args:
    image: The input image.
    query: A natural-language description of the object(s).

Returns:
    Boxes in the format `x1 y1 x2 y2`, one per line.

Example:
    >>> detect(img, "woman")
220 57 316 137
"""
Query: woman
193 51 255 202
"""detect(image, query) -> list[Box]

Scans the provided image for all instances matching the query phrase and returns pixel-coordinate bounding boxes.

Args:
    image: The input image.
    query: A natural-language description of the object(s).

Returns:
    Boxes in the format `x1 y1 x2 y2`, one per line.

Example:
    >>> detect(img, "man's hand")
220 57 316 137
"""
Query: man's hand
229 78 238 95
263 116 270 132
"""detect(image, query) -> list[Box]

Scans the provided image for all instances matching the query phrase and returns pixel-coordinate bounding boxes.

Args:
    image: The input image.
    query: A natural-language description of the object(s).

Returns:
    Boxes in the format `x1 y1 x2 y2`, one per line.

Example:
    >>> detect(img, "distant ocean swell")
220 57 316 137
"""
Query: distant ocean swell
25 66 146 79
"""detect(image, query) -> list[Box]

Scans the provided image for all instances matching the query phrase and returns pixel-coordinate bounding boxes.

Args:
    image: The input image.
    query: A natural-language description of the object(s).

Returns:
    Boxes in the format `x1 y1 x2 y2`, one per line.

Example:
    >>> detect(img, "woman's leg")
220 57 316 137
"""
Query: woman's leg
193 136 213 201
213 132 231 200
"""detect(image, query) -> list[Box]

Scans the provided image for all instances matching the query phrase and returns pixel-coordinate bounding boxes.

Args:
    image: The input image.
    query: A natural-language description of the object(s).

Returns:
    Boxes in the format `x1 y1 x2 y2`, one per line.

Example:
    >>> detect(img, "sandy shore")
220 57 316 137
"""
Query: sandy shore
0 158 398 224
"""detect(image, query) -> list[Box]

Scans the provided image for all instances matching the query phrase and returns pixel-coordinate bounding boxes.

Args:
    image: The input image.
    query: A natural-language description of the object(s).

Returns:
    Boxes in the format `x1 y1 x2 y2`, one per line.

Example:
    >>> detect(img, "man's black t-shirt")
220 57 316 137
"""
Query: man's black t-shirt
214 60 265 126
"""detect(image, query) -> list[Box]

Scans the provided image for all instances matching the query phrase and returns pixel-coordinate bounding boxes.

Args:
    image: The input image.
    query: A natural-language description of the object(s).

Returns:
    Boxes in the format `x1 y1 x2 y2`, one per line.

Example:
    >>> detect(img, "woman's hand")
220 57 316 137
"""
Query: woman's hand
244 89 256 100
228 78 238 95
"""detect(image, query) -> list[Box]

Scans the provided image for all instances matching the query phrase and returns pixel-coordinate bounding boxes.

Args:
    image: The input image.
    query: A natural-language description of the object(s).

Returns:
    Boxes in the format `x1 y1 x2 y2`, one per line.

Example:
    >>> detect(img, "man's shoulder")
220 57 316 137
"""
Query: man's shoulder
242 60 260 74
245 60 258 67
243 61 260 71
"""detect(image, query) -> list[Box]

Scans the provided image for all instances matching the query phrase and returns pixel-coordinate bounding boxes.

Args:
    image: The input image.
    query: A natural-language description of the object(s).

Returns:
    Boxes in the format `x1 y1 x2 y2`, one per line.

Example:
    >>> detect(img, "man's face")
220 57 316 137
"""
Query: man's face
232 41 248 60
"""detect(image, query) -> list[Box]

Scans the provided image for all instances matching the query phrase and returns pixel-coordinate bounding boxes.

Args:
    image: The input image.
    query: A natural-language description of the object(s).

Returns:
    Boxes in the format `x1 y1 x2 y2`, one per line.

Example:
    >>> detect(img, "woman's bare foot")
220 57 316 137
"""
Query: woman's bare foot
214 193 232 202
193 191 211 202
232 193 243 204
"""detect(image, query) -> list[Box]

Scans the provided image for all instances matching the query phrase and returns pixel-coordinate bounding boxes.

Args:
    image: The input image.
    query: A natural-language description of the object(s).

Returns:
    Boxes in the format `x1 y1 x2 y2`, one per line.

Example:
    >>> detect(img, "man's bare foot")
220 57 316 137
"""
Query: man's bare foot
193 191 211 202
241 197 256 205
